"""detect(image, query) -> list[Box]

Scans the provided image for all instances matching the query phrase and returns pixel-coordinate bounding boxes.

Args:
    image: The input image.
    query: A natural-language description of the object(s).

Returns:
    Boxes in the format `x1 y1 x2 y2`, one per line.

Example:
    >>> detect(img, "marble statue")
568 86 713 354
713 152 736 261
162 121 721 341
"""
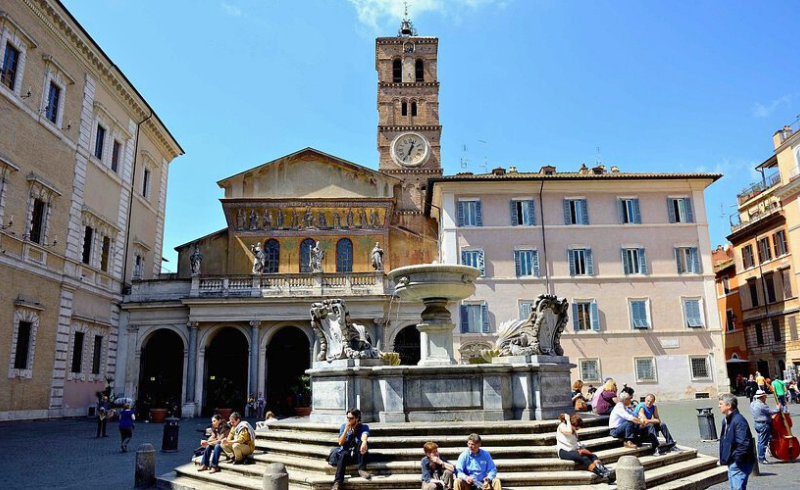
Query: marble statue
332 211 341 229
310 299 380 361
236 209 245 229
346 209 355 228
370 242 384 271
358 209 368 228
190 243 203 276
318 211 328 229
251 242 266 274
276 209 284 229
249 209 258 230
304 208 314 228
263 209 272 229
309 240 324 273
290 209 300 229
485 294 569 358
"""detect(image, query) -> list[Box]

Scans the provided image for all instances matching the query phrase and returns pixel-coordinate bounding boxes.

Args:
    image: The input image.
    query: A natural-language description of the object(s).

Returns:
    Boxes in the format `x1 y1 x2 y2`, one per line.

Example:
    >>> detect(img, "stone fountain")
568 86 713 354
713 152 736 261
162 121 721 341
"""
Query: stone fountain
307 264 574 423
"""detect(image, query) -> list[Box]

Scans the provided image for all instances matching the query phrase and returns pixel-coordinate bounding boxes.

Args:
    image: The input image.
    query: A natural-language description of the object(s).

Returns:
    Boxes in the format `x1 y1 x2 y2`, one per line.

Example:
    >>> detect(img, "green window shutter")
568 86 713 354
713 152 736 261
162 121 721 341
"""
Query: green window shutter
526 200 536 225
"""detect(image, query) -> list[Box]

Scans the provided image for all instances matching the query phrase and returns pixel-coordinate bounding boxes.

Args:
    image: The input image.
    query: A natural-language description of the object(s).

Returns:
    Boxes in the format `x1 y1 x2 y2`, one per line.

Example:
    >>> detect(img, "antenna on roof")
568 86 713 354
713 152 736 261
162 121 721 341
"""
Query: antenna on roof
460 144 469 170
479 140 488 173
596 146 602 166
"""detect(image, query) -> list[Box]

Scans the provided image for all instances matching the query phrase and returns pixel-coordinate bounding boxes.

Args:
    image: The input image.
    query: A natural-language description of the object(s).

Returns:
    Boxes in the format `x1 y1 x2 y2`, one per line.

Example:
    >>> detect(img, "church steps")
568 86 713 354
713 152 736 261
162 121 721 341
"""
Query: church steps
647 465 729 490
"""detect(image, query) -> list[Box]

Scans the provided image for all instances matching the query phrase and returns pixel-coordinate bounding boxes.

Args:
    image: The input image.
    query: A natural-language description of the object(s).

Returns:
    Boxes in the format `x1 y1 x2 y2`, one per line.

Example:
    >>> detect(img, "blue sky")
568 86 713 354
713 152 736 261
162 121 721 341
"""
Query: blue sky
62 0 800 272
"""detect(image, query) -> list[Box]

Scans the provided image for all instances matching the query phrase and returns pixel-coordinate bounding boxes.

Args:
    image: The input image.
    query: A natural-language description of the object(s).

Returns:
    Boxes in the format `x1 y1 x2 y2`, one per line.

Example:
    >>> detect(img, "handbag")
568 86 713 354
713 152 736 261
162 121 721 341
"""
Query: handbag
574 398 588 412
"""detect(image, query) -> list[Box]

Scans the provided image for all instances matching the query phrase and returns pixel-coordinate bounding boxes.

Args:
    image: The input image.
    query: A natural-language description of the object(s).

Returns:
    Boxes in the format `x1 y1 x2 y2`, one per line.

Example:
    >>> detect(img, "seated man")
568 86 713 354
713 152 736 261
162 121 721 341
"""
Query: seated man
609 392 647 449
331 408 371 490
198 414 231 474
635 394 677 455
221 412 256 465
455 434 501 490
421 442 455 490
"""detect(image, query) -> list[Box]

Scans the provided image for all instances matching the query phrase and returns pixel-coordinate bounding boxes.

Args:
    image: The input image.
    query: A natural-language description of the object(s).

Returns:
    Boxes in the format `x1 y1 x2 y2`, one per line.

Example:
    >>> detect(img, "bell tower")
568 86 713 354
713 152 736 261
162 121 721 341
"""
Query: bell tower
376 14 442 221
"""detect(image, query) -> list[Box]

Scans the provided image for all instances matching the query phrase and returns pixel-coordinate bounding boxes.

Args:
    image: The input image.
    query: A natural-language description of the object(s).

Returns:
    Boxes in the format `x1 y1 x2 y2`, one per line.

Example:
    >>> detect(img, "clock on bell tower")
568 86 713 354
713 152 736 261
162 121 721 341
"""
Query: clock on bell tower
376 16 442 215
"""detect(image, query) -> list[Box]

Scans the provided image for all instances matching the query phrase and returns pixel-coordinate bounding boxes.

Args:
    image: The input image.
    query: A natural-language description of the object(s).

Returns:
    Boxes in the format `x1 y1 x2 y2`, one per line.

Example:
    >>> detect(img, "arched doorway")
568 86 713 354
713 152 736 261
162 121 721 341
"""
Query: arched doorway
138 329 184 419
393 325 421 366
266 327 310 416
203 328 249 416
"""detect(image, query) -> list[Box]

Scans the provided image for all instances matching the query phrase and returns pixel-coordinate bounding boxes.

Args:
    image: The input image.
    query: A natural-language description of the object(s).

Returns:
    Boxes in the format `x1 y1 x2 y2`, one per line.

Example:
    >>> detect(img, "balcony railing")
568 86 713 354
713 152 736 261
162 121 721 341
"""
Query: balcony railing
190 272 386 298
737 173 782 204
730 201 782 233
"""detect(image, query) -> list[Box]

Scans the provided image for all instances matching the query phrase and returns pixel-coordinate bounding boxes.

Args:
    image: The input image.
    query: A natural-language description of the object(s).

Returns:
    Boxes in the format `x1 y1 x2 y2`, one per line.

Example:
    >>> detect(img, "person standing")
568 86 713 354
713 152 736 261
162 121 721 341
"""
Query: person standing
755 372 766 392
744 375 758 403
718 393 755 490
454 434 501 490
749 389 780 465
770 377 788 413
118 403 135 452
96 395 110 438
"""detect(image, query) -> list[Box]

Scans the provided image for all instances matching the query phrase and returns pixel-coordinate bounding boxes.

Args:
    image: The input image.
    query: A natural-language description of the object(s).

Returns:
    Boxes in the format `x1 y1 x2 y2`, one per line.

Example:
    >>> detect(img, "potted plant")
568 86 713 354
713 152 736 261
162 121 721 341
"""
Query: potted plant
292 375 312 417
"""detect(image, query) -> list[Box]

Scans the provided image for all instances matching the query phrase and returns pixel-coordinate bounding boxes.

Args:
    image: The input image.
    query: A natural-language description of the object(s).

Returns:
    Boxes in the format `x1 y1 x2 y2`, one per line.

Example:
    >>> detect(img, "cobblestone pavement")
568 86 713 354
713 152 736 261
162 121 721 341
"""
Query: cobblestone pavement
3 399 799 489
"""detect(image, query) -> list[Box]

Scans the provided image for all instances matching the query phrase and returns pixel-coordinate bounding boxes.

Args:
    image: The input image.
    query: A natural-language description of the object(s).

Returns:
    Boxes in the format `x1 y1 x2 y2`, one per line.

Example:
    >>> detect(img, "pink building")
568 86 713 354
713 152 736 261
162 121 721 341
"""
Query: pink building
427 165 729 400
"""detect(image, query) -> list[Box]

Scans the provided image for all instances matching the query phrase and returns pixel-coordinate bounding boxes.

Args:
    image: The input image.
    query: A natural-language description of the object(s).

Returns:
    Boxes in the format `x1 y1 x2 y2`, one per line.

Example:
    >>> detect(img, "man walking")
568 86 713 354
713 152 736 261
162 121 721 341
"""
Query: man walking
749 389 780 465
719 393 754 490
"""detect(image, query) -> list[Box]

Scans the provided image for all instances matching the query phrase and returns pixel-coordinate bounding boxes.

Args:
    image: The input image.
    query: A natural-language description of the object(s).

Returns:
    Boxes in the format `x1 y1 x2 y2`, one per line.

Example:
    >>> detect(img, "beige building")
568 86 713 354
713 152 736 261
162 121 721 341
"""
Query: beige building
428 166 730 400
0 0 182 420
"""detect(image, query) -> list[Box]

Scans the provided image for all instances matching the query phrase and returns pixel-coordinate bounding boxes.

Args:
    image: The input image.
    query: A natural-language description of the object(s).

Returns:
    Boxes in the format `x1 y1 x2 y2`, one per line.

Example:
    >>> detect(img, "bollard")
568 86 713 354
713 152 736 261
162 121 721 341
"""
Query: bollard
262 462 289 490
696 407 718 441
615 455 645 490
134 443 156 488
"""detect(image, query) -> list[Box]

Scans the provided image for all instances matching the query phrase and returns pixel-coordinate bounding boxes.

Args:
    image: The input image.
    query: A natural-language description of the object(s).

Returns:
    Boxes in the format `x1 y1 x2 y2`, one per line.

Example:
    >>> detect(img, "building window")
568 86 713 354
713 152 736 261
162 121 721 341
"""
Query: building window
511 199 535 226
100 236 111 272
1 43 20 90
70 331 85 374
667 197 694 223
756 324 764 345
572 300 599 331
726 309 736 331
682 298 704 328
457 199 482 227
519 300 534 320
630 299 651 329
133 253 144 279
91 335 103 375
142 168 151 198
765 273 777 303
675 247 701 274
564 198 589 225
401 101 408 116
392 58 402 82
689 356 711 380
722 277 730 295
618 198 641 224
635 357 657 383
29 198 47 244
111 141 121 173
579 358 601 382
82 226 94 265
514 249 539 277
336 238 353 272
461 249 485 276
460 302 489 333
782 269 792 299
774 230 788 257
748 279 759 307
13 321 32 370
264 239 279 273
757 237 772 263
772 318 782 342
9 309 39 378
299 238 315 273
568 248 594 276
411 101 418 116
742 245 755 269
94 125 106 160
622 247 647 275
415 58 424 82
45 82 61 124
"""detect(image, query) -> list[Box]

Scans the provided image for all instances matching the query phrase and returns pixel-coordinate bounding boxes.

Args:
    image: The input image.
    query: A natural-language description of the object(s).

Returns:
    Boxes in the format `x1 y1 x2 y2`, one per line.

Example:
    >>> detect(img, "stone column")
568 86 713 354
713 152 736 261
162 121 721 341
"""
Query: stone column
182 322 198 417
249 321 260 397
373 318 387 350
124 324 140 400
417 298 456 366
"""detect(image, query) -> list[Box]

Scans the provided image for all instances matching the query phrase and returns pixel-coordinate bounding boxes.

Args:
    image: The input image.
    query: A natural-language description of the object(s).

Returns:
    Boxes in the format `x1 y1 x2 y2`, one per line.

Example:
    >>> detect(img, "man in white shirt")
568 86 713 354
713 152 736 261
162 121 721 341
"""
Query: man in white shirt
609 392 646 449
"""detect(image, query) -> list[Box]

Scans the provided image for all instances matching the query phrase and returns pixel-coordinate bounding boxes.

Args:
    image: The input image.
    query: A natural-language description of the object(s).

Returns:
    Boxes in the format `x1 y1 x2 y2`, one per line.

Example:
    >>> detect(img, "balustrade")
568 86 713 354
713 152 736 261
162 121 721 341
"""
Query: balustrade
191 272 385 297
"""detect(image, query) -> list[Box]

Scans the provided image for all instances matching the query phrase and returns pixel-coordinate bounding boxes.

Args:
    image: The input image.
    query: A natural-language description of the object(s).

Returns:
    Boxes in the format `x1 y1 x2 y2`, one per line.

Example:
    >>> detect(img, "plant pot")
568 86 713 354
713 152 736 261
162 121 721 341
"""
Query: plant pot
214 408 232 420
294 407 312 417
149 408 168 423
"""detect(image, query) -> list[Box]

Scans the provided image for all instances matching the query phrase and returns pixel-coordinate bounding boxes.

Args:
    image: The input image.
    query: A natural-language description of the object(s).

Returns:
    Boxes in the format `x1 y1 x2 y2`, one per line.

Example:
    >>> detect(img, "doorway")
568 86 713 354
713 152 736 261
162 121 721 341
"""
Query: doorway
203 328 249 416
138 329 184 419
266 327 311 415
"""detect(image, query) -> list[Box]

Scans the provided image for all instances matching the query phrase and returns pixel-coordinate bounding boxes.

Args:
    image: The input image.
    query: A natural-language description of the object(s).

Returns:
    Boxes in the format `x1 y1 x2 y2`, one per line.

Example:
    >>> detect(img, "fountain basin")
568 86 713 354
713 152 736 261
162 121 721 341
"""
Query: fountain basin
389 264 479 302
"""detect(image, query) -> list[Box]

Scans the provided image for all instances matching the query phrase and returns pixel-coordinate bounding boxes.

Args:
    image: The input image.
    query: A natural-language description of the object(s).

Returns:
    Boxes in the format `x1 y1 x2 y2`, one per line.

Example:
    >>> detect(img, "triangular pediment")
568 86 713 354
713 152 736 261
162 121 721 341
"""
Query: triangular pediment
217 148 399 199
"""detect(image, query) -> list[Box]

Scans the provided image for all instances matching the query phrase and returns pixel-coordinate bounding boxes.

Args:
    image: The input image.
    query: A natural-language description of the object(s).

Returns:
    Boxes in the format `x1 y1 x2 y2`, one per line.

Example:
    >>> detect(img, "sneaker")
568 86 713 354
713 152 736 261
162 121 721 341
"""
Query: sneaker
358 470 372 480
759 459 770 465
669 446 682 453
331 483 340 490
623 441 638 449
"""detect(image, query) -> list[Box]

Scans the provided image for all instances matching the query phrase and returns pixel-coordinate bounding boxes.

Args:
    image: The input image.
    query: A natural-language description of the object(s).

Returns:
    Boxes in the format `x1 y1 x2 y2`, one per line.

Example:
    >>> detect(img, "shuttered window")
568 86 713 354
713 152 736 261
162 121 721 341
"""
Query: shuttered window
510 200 535 226
675 247 701 274
514 249 539 277
569 248 593 276
564 199 589 225
572 301 599 331
460 303 489 333
618 198 641 224
461 249 485 276
630 300 650 329
683 298 704 328
457 200 482 227
622 247 647 275
667 198 694 223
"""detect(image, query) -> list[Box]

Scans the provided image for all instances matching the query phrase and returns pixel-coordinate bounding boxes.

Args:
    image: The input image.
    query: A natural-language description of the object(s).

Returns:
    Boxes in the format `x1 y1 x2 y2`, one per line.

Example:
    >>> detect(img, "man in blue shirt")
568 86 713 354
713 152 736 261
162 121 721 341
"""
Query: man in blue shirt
634 394 677 455
455 434 501 490
749 389 780 464
331 409 370 490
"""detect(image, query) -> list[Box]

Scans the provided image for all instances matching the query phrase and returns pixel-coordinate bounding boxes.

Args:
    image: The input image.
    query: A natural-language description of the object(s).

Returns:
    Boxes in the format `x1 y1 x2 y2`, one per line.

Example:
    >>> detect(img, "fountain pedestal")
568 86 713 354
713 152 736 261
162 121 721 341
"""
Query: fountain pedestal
417 298 456 366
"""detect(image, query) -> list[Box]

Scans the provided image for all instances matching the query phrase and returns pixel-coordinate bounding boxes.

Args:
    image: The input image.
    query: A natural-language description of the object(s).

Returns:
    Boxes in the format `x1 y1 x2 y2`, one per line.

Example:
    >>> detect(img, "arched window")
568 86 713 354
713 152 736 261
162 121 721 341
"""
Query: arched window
300 238 315 273
401 101 408 116
392 59 402 82
336 238 353 273
411 101 418 117
264 239 280 273
415 59 424 82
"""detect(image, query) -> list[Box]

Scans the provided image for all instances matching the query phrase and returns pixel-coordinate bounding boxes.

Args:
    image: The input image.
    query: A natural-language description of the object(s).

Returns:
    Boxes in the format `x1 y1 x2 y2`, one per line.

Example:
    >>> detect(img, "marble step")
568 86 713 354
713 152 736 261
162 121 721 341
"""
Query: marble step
648 465 729 490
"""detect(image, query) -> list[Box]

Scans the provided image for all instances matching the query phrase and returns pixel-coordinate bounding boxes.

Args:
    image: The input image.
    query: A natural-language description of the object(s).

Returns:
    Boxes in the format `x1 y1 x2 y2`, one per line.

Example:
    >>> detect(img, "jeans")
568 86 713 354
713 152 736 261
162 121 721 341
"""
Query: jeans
754 422 772 461
777 395 787 412
727 460 753 490
610 421 637 441
558 448 599 468
201 444 223 468
645 422 675 451
333 448 368 483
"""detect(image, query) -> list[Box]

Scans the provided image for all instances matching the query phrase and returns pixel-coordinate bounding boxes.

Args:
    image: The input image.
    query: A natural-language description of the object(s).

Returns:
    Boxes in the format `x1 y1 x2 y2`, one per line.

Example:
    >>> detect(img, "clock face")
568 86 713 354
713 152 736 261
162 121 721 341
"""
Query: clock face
391 133 429 167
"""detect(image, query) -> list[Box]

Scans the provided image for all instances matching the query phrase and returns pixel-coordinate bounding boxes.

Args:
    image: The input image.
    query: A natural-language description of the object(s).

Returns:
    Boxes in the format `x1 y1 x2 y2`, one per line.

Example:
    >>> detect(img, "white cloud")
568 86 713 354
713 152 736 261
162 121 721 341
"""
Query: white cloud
347 0 505 30
221 1 242 17
752 94 794 119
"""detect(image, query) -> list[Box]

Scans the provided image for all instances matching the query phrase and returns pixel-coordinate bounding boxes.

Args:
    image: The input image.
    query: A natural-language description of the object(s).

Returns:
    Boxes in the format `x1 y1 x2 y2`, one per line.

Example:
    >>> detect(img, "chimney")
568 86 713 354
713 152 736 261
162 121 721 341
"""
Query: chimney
508 166 518 173
774 125 794 148
539 165 556 175
578 163 590 175
610 165 620 173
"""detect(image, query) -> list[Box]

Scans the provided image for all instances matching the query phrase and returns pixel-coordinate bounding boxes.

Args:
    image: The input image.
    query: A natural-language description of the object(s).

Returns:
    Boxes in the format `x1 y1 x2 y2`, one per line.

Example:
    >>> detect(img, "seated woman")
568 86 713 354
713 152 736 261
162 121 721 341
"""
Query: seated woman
594 379 618 415
572 380 591 412
256 410 277 430
556 413 615 482
198 414 230 473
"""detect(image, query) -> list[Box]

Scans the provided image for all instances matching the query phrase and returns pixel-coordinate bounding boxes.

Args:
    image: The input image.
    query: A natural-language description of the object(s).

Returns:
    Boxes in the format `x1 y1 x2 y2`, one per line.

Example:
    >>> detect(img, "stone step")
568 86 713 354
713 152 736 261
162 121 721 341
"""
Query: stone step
648 464 729 490
628 454 720 488
172 463 262 490
157 470 243 490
